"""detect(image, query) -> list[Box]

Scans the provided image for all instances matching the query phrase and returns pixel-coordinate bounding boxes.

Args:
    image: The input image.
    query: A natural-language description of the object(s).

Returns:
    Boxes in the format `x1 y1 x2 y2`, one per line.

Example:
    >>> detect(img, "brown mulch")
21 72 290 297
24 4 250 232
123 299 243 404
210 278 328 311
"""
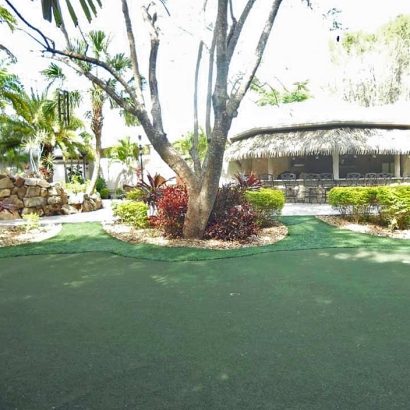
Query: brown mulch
0 224 62 247
316 215 410 239
102 221 289 250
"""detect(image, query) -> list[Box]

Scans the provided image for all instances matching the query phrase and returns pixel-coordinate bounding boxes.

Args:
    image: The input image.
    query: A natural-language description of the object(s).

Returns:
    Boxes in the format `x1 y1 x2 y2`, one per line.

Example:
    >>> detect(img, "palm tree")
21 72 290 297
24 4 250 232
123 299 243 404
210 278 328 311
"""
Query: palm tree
38 0 168 26
39 0 102 26
43 29 137 193
0 61 25 113
0 5 17 61
1 88 85 179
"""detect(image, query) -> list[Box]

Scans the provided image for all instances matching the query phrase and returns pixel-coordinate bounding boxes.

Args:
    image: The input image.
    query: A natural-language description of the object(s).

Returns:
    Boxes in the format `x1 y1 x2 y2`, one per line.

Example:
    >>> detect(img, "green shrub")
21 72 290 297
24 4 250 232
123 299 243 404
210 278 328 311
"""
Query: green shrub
244 188 285 227
22 213 40 233
328 187 378 222
376 186 410 230
95 176 107 193
126 188 144 202
112 200 149 228
63 179 88 194
99 188 111 199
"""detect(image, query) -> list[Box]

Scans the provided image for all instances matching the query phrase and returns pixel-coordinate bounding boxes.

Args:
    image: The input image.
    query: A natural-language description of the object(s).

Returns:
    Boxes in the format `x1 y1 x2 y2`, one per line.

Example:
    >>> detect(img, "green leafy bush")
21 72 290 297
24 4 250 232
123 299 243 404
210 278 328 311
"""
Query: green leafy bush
63 178 88 194
126 188 145 202
22 213 40 233
328 187 378 222
99 188 111 199
245 188 285 227
112 200 149 228
95 176 107 194
376 186 410 229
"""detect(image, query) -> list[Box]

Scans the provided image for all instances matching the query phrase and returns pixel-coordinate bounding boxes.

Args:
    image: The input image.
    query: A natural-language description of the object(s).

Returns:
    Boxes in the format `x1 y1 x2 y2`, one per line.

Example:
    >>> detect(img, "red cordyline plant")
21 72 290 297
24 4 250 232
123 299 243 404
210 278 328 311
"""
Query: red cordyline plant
136 172 173 208
0 200 14 213
153 185 188 238
233 172 262 191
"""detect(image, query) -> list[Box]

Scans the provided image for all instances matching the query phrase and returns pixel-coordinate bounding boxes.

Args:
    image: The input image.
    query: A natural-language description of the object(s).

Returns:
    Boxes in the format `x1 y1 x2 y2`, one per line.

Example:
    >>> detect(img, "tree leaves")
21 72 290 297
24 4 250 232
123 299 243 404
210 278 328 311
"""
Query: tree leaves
40 0 102 26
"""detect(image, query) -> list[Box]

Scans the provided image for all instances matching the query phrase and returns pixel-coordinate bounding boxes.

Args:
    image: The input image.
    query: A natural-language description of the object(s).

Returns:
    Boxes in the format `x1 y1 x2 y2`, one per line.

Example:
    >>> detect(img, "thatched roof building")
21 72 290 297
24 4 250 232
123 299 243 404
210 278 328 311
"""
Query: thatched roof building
225 120 410 161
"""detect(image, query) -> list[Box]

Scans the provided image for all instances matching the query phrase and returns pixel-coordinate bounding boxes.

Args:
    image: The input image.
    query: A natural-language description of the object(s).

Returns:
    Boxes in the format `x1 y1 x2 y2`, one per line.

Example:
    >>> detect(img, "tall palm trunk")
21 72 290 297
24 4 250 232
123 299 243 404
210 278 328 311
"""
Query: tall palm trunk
86 100 104 194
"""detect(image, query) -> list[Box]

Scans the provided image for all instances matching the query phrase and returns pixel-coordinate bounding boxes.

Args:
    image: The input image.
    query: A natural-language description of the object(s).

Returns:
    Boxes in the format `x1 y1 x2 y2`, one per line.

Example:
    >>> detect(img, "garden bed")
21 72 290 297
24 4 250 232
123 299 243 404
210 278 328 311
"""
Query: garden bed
102 221 288 250
317 215 410 239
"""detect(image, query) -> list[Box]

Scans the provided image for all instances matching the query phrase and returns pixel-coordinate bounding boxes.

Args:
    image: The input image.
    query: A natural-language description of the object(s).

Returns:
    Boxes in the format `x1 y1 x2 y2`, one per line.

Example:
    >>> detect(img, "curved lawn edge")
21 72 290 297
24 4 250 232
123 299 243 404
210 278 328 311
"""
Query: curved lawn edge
0 217 409 262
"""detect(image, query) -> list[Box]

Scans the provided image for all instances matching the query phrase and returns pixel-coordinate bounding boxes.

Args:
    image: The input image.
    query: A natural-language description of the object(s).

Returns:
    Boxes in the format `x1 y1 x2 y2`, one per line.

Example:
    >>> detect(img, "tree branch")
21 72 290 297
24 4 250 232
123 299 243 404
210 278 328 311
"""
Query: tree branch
205 34 216 142
228 0 283 114
191 40 204 174
121 0 145 104
5 0 54 49
226 0 256 64
212 0 229 117
141 3 164 133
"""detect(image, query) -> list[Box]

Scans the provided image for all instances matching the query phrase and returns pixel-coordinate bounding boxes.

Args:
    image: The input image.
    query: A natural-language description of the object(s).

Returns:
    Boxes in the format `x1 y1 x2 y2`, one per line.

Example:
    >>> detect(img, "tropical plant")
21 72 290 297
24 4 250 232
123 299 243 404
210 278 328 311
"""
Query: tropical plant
153 185 188 238
42 30 135 193
251 77 310 106
39 0 103 26
205 184 259 242
136 172 170 208
2 88 85 180
0 5 17 61
0 61 25 113
0 199 14 213
233 172 262 191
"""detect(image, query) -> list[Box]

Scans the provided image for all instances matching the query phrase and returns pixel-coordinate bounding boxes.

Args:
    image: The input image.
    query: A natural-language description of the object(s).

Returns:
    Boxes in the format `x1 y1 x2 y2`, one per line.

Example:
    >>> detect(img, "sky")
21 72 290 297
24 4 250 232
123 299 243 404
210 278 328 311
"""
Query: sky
2 0 410 146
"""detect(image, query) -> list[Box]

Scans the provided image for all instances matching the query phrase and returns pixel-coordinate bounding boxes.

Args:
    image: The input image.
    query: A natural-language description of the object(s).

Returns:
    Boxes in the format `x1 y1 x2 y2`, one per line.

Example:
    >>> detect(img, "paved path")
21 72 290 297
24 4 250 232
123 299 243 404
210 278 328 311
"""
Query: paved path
0 200 340 226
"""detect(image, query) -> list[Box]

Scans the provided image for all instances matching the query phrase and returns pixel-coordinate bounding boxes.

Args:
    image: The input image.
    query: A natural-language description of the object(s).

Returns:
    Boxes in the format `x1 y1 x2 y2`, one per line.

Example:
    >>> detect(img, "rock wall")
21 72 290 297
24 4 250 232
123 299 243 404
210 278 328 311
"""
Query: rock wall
0 175 102 220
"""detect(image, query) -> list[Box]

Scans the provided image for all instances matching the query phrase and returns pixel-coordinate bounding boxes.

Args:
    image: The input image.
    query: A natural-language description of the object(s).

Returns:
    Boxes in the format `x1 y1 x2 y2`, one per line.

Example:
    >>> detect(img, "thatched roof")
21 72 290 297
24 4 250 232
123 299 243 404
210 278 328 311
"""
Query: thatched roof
225 121 410 161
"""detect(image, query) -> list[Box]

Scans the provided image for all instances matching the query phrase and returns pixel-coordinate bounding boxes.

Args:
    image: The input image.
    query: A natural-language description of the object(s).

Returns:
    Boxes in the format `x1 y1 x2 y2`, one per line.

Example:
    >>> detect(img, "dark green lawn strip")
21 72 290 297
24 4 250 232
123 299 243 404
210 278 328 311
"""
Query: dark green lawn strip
2 249 410 409
0 217 409 261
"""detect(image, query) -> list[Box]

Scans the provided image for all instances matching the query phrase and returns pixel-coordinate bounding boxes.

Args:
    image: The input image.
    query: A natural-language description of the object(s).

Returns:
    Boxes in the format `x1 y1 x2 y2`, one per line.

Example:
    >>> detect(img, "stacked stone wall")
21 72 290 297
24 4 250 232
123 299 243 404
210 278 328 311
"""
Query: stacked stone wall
0 175 102 220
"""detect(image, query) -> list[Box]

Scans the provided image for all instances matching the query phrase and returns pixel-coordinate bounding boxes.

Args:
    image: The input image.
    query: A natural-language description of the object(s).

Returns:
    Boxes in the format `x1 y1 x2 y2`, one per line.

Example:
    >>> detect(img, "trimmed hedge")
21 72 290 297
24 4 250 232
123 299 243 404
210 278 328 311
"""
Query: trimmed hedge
328 187 379 222
111 200 149 228
244 188 285 227
328 186 410 228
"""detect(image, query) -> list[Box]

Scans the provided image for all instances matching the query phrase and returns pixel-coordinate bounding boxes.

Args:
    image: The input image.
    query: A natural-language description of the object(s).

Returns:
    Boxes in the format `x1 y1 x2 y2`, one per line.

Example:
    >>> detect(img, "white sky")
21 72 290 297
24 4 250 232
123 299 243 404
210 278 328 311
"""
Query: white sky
1 0 410 146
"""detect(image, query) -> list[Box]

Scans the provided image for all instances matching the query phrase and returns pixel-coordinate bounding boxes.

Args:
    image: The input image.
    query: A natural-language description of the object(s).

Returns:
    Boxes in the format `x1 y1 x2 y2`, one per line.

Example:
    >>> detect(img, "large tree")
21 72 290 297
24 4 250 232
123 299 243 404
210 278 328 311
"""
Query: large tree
7 0 302 238
328 14 410 106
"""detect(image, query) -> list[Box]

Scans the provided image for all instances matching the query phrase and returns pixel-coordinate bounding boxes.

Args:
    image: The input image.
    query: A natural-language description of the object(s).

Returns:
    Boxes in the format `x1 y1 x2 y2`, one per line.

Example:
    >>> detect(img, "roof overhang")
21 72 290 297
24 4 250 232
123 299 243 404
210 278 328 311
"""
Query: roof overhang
225 122 410 161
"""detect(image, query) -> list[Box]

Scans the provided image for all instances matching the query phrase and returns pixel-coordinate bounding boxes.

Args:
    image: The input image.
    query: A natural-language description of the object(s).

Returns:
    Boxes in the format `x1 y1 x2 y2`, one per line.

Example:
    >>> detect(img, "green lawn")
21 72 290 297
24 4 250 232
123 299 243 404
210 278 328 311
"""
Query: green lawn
1 218 410 409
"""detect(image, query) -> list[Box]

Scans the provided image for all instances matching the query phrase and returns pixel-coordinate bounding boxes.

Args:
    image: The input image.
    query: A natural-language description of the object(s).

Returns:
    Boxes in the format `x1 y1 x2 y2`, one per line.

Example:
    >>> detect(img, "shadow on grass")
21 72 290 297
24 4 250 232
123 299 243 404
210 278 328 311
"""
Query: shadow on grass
0 217 409 262
2 248 410 409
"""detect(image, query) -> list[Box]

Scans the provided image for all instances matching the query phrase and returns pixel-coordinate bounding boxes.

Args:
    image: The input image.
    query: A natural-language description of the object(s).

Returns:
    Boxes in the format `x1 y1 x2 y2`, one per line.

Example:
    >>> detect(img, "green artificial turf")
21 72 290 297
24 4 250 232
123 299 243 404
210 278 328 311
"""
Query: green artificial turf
1 249 410 409
0 216 409 261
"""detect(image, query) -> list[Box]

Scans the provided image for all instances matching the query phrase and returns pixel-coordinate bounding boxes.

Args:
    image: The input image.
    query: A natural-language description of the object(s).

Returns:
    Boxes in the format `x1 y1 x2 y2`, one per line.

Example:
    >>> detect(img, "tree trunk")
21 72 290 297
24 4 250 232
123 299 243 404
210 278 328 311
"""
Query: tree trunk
183 189 212 239
86 99 103 195
182 122 230 239
86 144 101 195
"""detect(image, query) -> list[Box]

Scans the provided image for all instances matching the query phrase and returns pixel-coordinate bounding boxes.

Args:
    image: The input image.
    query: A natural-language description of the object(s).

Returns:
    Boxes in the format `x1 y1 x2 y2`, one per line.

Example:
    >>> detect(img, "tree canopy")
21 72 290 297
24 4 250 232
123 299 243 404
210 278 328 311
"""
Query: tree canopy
329 14 410 106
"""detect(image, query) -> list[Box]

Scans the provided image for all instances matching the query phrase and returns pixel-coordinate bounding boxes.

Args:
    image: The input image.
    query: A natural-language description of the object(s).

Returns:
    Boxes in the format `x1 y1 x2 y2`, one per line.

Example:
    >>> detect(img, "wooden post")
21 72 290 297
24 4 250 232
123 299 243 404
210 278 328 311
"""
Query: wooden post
394 154 401 177
332 152 340 180
268 158 274 176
